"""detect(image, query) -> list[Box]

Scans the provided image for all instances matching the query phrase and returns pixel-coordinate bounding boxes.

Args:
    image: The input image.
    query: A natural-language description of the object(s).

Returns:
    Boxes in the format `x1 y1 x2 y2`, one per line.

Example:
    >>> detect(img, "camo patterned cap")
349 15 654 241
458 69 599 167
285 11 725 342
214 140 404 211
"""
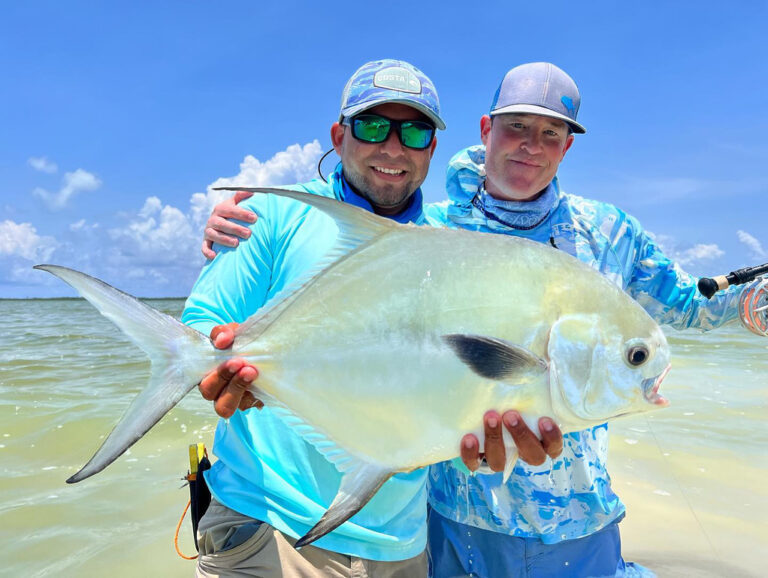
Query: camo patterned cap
339 59 446 130
490 62 586 134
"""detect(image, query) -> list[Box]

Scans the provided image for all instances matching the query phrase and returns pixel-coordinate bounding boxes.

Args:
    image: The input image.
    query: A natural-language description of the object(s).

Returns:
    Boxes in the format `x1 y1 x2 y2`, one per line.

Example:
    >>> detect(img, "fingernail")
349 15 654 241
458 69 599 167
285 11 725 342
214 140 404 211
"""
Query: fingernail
463 437 475 450
542 419 554 432
505 413 519 427
487 416 498 429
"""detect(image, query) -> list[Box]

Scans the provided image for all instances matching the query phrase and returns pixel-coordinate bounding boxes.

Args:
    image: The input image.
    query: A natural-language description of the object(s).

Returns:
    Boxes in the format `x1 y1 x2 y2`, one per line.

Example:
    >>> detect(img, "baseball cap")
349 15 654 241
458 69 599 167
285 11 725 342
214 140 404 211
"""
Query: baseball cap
339 59 446 130
490 62 586 134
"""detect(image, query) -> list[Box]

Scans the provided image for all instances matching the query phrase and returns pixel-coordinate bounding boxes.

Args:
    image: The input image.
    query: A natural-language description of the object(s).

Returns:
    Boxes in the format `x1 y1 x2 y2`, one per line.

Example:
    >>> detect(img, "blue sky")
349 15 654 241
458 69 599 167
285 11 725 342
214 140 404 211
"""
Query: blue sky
2 1 767 298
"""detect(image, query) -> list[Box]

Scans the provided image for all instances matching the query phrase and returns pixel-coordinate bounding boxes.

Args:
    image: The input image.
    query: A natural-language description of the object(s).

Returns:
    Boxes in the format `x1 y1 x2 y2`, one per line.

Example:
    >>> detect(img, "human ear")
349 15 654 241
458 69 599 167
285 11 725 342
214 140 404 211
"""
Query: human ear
560 133 575 160
331 122 345 155
480 115 492 145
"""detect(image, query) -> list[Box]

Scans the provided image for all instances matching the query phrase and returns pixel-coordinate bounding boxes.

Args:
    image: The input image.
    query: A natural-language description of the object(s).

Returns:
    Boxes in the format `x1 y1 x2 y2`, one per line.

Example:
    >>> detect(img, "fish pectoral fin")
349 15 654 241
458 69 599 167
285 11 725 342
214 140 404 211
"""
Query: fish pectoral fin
295 461 393 549
442 334 548 382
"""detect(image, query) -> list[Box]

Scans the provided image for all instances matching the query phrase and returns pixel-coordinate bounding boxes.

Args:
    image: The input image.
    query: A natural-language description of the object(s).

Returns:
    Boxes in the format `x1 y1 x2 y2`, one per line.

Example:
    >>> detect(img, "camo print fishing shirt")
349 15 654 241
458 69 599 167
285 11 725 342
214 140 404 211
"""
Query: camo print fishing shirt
423 145 746 542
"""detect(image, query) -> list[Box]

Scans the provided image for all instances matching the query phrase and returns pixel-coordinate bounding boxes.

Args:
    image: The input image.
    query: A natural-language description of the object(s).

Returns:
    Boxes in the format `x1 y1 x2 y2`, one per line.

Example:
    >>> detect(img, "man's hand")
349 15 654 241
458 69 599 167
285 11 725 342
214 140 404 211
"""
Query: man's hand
199 322 262 417
202 191 259 260
460 410 563 472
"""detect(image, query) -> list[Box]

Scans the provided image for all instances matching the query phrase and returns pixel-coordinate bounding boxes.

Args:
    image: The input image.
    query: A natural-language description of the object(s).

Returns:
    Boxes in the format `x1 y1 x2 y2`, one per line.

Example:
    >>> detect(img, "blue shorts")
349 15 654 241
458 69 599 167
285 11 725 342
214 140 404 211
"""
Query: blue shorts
427 508 655 578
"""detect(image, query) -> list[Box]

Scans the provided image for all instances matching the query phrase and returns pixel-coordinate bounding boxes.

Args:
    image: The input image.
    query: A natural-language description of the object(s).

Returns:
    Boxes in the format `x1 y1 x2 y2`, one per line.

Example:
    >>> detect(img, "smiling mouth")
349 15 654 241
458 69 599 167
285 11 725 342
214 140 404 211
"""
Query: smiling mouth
372 166 405 176
643 364 671 406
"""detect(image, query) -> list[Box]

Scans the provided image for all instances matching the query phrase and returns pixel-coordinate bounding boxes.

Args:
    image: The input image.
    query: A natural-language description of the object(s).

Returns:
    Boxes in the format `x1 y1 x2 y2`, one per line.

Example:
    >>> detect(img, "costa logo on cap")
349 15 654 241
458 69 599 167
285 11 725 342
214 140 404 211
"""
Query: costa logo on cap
373 67 422 94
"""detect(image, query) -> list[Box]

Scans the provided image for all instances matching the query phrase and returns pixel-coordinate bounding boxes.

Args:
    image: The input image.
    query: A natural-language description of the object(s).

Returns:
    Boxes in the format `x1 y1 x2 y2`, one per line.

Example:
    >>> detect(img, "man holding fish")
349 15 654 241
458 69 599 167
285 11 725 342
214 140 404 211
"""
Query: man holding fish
184 59 543 577
191 61 749 577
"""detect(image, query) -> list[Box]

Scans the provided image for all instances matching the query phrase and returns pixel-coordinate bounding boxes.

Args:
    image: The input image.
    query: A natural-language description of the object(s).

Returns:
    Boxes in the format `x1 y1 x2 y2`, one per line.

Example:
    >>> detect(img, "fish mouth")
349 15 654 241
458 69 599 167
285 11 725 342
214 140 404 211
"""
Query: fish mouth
642 364 671 407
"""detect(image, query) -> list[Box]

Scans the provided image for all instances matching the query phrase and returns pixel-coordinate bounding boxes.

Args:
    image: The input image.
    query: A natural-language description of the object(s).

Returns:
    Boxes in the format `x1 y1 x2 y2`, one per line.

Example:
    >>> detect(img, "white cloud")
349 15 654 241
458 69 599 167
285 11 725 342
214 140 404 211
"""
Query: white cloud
6 142 325 296
210 141 323 189
28 156 58 174
651 233 724 268
98 142 323 292
737 230 766 259
0 220 57 261
108 196 197 265
190 141 323 228
33 168 102 210
675 243 724 266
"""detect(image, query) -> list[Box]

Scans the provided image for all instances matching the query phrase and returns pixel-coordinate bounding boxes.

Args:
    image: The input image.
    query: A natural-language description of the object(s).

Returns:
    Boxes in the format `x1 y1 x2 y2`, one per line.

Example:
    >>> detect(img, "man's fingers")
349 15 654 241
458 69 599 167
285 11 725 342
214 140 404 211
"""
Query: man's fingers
460 434 482 472
482 411 506 471
214 364 259 418
199 358 243 401
503 410 547 466
539 418 564 459
232 191 256 207
202 240 216 260
204 227 240 249
213 200 257 224
211 323 238 349
209 215 253 239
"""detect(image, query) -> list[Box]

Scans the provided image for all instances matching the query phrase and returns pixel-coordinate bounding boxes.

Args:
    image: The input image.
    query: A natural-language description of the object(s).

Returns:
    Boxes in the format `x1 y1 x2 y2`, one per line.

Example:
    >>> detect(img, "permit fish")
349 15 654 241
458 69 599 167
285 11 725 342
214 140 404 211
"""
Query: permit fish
35 186 671 548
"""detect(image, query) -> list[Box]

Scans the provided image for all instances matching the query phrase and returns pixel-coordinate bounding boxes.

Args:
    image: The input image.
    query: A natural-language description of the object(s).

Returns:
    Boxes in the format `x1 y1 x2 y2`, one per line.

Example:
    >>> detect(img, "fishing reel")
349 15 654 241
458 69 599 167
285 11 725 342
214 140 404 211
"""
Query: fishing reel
698 262 768 337
738 276 768 337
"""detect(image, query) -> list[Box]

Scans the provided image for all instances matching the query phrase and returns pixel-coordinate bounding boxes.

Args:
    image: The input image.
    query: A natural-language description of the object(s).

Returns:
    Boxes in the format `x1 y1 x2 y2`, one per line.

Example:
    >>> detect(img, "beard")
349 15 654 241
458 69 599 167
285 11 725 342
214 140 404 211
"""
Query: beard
342 165 416 211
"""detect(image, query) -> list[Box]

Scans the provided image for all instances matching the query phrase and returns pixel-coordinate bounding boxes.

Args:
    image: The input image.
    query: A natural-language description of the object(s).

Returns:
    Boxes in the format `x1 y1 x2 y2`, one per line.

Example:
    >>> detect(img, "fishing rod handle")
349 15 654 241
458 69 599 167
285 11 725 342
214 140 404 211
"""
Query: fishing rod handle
698 263 768 299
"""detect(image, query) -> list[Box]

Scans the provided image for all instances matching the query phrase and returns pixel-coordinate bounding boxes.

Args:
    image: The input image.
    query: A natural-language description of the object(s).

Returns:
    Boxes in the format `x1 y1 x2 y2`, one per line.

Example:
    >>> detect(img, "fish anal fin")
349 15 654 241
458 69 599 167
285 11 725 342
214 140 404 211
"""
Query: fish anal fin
295 461 393 549
443 334 548 382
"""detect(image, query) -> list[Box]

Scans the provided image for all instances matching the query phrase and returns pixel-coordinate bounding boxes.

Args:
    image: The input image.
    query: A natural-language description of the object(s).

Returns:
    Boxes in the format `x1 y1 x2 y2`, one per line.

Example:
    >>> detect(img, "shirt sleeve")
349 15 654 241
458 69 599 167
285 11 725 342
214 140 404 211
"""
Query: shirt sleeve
181 196 275 338
625 215 742 331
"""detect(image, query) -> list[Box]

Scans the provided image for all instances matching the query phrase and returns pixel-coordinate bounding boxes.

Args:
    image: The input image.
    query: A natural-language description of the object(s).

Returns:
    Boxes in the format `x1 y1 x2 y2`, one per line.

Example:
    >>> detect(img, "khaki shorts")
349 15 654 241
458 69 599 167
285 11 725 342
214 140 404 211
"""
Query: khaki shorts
196 499 427 578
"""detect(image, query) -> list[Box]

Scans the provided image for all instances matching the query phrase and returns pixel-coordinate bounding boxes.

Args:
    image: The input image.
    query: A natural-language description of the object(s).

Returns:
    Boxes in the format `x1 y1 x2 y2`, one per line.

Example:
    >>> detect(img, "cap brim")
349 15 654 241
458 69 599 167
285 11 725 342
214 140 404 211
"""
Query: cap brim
340 98 446 130
490 104 586 134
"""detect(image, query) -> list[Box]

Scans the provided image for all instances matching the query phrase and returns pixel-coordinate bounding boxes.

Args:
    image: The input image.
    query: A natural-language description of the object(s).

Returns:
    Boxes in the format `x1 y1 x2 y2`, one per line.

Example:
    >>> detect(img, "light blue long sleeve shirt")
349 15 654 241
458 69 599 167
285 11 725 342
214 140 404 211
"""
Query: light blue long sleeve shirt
181 164 429 561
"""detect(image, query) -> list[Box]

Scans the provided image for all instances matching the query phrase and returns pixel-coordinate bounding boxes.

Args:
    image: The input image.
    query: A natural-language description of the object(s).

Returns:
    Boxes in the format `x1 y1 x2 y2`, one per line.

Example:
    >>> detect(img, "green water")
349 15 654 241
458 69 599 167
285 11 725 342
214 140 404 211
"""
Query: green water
1 299 766 577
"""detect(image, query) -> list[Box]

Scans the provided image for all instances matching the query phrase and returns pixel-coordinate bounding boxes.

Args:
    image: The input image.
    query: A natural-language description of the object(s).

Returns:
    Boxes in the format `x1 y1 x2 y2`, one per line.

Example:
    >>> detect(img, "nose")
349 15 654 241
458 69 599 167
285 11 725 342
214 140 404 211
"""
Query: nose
379 129 406 156
520 130 543 154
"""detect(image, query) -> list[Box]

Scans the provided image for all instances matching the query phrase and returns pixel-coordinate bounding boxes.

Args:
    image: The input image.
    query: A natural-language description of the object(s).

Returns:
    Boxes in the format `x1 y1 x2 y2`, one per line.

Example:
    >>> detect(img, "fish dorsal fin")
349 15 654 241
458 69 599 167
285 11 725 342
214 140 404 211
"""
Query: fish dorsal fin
213 186 397 247
217 187 400 340
443 334 548 382
295 461 394 548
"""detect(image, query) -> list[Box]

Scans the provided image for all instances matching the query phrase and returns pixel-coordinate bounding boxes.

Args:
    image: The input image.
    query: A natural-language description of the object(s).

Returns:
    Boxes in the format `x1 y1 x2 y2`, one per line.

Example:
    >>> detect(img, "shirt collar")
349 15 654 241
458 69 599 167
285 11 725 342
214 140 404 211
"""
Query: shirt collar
333 163 424 224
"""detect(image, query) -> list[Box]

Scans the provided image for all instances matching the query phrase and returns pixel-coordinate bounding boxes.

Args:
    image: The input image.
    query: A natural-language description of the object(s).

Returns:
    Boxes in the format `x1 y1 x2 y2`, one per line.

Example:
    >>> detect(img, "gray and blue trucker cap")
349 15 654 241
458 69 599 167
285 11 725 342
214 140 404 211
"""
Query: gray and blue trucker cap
339 59 446 130
490 62 586 134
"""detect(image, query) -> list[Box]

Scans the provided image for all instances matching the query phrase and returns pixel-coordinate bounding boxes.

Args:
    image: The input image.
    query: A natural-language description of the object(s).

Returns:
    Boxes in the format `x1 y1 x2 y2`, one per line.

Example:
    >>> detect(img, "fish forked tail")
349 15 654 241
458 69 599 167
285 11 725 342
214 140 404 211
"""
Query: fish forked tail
34 265 215 483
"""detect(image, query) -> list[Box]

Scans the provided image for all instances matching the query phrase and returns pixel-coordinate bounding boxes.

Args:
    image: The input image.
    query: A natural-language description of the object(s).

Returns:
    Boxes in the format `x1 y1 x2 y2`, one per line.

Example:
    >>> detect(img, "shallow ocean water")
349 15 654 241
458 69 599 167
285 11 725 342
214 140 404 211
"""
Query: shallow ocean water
1 298 766 577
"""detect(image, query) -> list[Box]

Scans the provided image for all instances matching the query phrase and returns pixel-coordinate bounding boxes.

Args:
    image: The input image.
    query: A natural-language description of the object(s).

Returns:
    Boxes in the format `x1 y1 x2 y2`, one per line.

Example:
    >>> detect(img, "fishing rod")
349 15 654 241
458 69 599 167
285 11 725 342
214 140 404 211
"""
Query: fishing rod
697 262 768 299
697 262 768 337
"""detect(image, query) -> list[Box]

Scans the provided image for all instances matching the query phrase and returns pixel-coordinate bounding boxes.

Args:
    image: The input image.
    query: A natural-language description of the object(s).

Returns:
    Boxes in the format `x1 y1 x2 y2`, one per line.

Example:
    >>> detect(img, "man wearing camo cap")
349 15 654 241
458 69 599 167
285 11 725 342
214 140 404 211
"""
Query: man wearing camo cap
182 59 444 577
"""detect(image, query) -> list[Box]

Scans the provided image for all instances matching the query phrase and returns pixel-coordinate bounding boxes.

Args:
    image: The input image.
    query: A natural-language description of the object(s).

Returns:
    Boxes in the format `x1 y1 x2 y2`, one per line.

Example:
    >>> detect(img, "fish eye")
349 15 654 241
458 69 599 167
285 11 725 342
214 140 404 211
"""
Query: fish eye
626 345 649 366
